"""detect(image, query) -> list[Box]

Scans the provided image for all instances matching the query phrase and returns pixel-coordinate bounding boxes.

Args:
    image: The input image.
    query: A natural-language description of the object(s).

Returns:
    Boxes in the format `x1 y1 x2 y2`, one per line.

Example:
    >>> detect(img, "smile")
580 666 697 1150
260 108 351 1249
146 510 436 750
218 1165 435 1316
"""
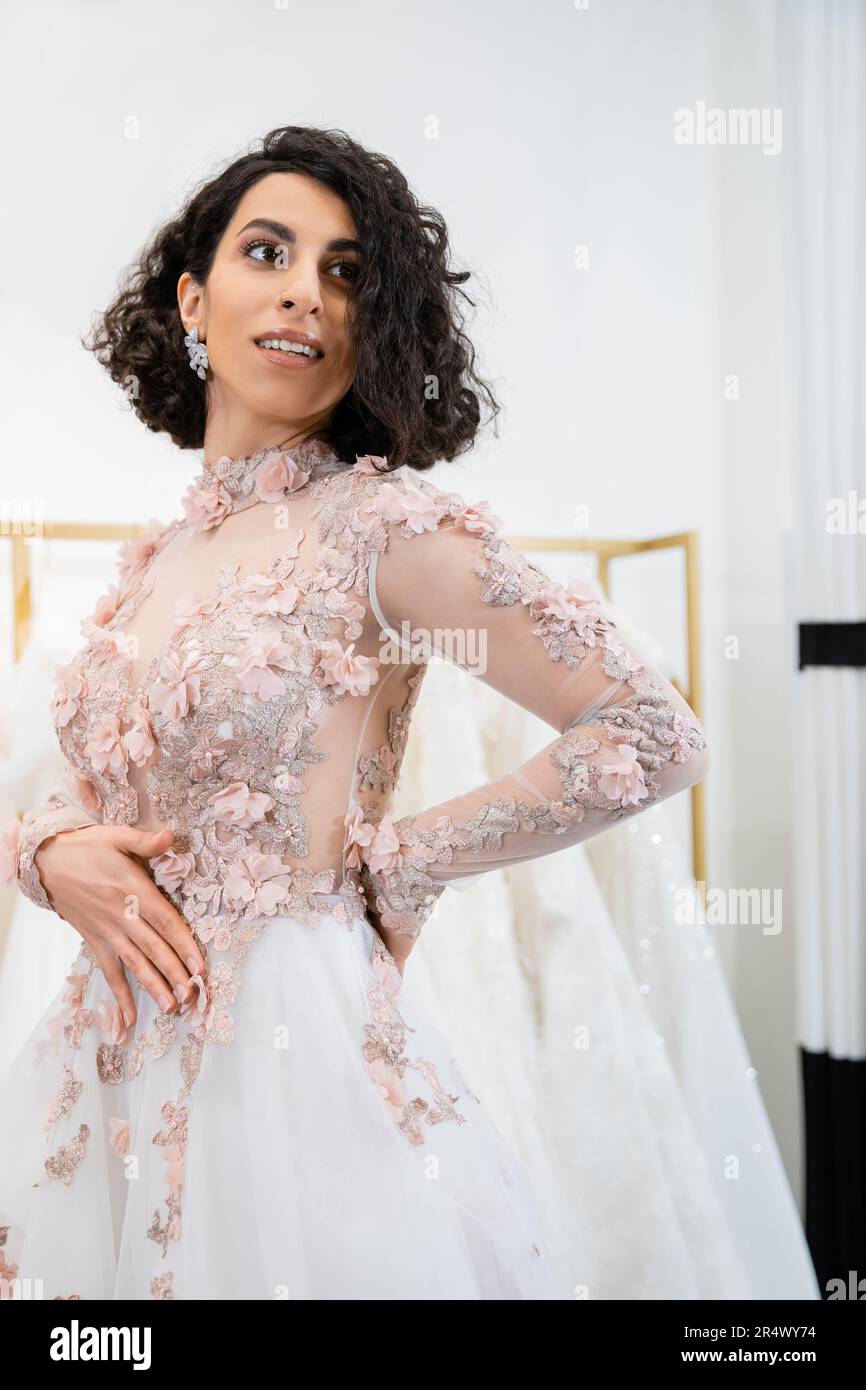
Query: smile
256 337 322 358
255 339 323 370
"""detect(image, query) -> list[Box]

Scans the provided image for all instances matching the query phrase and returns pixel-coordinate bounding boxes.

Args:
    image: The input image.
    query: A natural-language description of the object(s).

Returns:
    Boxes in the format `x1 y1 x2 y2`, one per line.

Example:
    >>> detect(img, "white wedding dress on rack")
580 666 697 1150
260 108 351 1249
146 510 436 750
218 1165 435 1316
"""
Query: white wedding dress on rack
0 639 90 1071
392 611 820 1300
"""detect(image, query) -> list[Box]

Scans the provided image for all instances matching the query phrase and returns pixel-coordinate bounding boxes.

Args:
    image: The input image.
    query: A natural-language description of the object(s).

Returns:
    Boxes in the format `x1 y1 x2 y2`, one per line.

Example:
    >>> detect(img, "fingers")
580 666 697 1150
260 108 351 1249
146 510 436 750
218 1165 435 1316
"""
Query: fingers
136 879 206 974
112 824 175 857
91 942 138 1029
106 931 187 1019
106 830 206 1006
33 823 205 1024
375 927 412 976
112 824 175 869
117 887 204 1012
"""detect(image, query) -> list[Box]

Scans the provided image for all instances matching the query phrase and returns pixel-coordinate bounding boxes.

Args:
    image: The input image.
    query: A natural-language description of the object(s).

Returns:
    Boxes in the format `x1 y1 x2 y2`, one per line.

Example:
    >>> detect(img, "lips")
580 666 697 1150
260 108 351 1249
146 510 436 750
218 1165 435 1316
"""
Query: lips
253 329 325 357
255 341 323 370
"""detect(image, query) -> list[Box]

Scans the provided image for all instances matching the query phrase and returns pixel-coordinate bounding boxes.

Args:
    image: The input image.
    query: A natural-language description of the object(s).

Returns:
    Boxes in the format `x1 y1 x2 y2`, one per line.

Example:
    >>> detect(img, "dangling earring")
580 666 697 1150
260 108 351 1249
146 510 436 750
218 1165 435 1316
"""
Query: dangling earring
184 326 209 380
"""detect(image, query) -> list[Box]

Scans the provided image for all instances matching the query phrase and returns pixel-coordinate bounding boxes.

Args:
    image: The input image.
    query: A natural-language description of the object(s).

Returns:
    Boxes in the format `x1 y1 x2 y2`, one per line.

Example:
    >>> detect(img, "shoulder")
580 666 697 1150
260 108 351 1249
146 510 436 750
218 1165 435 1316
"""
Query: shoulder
314 455 502 550
309 455 514 597
117 515 179 582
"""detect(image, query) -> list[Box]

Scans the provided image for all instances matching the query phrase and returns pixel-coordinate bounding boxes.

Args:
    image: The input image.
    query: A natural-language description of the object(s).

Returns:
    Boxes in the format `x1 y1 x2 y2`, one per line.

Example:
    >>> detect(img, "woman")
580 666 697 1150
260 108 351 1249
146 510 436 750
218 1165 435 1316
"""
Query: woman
0 125 709 1301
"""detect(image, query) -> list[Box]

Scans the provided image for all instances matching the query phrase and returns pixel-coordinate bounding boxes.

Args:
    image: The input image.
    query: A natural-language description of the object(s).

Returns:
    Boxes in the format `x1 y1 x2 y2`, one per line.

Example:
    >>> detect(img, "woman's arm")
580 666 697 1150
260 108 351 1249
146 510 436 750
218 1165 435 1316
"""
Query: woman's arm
2 766 206 1029
354 479 708 949
2 762 103 912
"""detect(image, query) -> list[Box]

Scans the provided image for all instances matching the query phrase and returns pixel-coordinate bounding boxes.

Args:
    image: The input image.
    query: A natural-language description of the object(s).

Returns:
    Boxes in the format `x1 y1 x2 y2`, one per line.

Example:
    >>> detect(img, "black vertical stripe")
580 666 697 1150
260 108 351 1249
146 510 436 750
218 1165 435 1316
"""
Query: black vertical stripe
798 622 866 670
801 1047 866 1298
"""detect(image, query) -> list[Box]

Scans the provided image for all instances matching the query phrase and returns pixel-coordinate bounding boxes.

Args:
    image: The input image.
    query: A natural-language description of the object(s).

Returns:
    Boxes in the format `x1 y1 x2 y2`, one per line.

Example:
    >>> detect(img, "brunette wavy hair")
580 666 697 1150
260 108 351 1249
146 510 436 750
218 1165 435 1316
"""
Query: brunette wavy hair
82 125 501 471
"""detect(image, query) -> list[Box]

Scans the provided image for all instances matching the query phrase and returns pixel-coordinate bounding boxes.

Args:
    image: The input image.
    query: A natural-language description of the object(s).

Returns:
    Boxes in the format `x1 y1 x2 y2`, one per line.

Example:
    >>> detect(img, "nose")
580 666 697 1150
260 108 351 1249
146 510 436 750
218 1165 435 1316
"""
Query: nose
274 253 324 317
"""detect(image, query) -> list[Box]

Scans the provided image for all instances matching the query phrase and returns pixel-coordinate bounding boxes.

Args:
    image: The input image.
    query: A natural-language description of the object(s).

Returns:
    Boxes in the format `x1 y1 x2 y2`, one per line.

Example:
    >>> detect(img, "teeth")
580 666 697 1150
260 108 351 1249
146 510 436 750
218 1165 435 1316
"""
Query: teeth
257 338 320 358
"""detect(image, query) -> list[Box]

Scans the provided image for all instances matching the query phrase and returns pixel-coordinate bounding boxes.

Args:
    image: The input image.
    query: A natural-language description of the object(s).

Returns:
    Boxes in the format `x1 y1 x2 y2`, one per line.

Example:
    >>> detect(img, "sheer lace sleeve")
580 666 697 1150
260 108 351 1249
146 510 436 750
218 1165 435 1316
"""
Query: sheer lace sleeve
1 760 103 914
357 479 709 939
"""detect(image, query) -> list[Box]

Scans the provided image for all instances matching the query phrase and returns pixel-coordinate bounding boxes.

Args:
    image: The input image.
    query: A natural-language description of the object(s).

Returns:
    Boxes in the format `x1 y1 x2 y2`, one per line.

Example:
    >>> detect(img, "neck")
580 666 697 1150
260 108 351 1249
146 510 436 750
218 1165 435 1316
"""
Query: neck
201 415 330 471
183 433 345 532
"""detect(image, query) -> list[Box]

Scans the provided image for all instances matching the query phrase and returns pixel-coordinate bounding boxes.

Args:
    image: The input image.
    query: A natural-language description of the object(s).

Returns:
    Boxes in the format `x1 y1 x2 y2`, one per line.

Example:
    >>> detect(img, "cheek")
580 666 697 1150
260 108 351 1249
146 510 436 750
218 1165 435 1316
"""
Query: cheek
330 329 356 379
209 336 252 387
207 272 250 345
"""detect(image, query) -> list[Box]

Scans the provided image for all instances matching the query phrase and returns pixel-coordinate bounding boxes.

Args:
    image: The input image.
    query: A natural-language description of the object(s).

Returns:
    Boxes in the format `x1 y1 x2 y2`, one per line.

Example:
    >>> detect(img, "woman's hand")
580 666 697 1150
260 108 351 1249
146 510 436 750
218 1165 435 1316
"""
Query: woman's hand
34 824 206 1029
364 904 415 978
352 811 448 977
359 856 435 978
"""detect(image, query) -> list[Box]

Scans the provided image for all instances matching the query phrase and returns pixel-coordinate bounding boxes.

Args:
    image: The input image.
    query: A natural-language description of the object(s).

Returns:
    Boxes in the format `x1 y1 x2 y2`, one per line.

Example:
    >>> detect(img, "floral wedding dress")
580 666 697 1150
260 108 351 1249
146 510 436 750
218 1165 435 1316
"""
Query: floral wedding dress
0 436 709 1301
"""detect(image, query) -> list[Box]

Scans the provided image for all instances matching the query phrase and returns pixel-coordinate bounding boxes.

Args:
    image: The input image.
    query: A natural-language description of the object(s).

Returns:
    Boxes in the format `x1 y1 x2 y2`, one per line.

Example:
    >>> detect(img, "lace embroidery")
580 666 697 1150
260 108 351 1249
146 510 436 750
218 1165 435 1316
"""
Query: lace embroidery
362 934 467 1146
126 1013 180 1081
15 800 101 913
34 958 98 1067
43 1066 84 1129
347 488 709 938
0 1228 17 1301
44 1123 90 1186
150 1270 175 1299
96 1042 127 1085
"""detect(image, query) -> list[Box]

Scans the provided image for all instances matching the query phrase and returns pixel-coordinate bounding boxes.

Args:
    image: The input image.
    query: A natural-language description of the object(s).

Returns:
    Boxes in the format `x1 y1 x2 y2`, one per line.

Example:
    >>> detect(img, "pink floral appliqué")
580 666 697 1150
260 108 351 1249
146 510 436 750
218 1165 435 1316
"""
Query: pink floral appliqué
238 573 300 615
597 742 649 807
182 478 232 532
236 629 312 701
455 500 504 537
362 812 404 875
170 590 221 638
318 639 380 696
368 479 448 535
222 850 293 915
150 848 197 894
536 578 607 628
96 998 129 1044
85 714 129 778
150 649 204 722
117 522 165 581
109 1117 130 1156
90 582 123 626
254 449 313 501
121 699 155 766
51 659 88 729
207 780 273 827
343 806 376 870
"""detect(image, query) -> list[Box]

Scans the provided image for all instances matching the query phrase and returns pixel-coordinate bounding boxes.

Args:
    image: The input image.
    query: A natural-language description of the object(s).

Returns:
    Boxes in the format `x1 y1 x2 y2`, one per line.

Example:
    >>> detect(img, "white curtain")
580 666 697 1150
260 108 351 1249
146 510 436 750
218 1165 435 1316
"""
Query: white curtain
780 0 866 1057
778 0 866 1290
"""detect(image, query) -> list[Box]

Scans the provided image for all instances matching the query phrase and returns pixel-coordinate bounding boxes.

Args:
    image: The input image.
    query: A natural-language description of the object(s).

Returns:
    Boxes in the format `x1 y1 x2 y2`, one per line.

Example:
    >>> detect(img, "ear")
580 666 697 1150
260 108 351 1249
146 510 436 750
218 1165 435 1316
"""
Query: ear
177 270 206 336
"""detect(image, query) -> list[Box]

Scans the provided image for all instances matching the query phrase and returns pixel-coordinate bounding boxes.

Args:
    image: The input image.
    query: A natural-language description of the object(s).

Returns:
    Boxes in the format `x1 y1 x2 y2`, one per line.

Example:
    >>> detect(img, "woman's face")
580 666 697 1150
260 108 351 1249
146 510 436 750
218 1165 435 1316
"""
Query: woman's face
178 171 360 448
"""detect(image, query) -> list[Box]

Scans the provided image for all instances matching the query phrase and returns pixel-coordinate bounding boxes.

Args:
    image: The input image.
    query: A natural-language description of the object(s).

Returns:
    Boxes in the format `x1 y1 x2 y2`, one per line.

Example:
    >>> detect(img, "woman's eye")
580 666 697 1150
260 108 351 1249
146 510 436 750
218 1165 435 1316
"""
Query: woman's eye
242 238 281 264
241 239 359 282
329 260 360 282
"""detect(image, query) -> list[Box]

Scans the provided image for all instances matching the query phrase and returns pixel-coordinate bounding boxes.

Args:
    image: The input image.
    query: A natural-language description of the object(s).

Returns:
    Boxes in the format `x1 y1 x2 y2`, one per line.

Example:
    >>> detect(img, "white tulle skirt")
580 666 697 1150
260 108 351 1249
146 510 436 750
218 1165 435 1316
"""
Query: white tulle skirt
0 896 561 1301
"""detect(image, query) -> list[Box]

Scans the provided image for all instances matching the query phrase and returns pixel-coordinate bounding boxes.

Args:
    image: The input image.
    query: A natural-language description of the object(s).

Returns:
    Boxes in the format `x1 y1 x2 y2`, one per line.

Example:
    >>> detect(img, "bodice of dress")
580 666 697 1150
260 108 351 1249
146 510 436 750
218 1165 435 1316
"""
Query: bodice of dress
31 439 421 926
5 434 710 944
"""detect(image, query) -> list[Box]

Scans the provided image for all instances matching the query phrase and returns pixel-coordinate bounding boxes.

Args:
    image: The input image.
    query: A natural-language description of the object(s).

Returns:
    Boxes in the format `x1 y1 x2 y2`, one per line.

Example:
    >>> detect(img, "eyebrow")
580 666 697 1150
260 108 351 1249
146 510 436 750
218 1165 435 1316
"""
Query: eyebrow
236 217 362 254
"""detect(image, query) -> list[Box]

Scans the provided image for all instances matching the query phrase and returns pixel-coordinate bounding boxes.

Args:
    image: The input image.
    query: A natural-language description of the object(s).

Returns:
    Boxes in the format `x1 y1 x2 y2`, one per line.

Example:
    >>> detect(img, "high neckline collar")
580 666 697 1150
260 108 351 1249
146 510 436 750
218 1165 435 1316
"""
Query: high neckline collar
184 435 349 532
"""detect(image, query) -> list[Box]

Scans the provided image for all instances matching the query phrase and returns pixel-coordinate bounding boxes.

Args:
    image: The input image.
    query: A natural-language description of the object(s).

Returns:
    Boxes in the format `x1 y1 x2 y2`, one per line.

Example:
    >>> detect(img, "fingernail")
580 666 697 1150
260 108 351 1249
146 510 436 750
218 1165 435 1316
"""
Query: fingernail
122 1006 134 1028
159 993 173 1012
186 956 202 974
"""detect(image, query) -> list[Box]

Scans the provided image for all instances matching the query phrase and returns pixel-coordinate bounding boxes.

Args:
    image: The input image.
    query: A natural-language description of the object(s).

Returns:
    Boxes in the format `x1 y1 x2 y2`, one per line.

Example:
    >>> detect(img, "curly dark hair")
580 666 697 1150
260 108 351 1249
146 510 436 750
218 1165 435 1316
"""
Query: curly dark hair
81 125 501 472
